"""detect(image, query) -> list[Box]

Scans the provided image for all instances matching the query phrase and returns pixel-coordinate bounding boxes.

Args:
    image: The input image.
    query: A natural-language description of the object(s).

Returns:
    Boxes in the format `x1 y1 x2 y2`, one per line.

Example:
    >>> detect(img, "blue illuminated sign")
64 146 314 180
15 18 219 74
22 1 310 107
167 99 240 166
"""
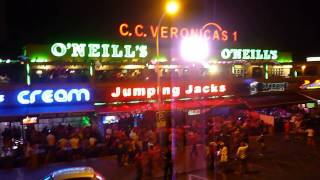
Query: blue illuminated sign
17 88 90 105
0 95 4 103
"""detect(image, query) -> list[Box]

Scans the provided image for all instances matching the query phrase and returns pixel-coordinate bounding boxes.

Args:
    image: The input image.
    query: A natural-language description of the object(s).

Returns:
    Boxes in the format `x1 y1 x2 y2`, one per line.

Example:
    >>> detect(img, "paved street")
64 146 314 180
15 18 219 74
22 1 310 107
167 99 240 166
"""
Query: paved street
0 134 320 180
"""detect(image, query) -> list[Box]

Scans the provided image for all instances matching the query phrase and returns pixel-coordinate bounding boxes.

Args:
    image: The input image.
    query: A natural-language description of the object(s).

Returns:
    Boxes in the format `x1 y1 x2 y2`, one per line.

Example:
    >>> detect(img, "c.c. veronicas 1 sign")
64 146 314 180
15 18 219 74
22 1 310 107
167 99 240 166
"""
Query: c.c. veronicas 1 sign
119 22 238 42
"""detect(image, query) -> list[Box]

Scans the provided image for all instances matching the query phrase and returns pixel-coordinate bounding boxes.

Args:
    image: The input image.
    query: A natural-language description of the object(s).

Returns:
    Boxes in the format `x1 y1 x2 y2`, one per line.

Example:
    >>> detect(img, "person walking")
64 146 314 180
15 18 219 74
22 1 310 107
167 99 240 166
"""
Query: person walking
163 146 173 180
135 151 144 180
236 141 249 175
305 127 315 148
219 142 228 173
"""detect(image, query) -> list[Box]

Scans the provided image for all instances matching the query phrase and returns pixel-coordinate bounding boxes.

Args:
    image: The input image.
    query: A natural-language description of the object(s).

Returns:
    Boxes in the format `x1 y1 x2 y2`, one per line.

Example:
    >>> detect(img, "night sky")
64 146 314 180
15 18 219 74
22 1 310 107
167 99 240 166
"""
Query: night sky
0 0 320 60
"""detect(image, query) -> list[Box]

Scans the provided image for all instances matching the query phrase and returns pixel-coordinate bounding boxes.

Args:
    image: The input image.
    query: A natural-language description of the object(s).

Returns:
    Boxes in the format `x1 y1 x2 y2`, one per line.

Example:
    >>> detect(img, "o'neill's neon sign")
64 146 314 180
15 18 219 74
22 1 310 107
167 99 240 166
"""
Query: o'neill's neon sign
221 48 278 60
111 83 226 99
51 43 148 58
119 22 238 42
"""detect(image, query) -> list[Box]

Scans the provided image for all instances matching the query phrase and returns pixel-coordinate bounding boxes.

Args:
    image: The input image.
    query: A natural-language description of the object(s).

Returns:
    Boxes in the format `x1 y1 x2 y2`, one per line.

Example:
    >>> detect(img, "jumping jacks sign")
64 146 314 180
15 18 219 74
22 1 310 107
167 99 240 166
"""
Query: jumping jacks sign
97 82 228 102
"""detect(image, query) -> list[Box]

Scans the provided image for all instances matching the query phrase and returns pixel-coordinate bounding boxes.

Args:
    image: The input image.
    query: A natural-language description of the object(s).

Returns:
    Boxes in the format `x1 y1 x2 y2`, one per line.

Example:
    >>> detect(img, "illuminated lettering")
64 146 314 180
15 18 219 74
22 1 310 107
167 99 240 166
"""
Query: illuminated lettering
185 85 193 94
221 49 232 59
109 84 226 99
213 30 220 40
119 23 130 36
29 90 42 104
17 89 90 105
147 88 156 98
149 25 159 38
101 44 110 57
54 89 68 102
172 87 180 97
250 49 256 60
137 45 148 58
194 86 202 93
124 45 135 58
231 49 242 60
51 43 148 59
221 31 228 41
160 26 169 38
242 49 251 59
111 87 121 98
111 44 123 57
163 87 171 95
221 48 278 60
17 90 30 104
270 50 278 59
70 43 86 57
68 88 90 102
180 28 189 37
123 88 132 97
88 44 101 57
51 43 67 57
203 86 210 93
256 49 264 59
119 22 239 43
133 88 146 96
211 84 218 92
135 24 144 37
42 90 54 103
219 85 226 92
0 95 4 103
170 27 179 38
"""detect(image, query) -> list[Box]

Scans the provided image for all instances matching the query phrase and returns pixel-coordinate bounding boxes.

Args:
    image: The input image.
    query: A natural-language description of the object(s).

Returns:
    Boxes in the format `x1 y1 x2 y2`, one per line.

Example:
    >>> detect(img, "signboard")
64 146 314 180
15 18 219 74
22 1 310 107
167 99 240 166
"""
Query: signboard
17 88 90 105
119 22 238 42
22 116 38 124
109 83 226 100
0 85 92 107
300 80 320 90
250 82 288 95
51 43 148 58
221 48 278 60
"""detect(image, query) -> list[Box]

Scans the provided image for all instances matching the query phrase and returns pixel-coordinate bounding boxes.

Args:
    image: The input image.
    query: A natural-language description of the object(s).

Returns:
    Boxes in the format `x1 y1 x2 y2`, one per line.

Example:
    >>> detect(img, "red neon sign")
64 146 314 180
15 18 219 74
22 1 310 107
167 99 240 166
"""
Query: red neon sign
119 22 238 42
109 83 226 100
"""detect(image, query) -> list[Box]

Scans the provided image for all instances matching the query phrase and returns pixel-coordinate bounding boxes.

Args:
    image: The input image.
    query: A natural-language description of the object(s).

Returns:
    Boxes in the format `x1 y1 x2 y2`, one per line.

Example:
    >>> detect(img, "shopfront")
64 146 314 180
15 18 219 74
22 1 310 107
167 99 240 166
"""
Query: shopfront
0 84 94 136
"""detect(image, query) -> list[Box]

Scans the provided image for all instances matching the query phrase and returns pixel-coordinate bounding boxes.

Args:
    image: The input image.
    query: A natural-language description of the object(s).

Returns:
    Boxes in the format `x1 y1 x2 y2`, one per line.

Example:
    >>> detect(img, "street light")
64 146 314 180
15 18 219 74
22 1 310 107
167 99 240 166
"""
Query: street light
156 1 180 120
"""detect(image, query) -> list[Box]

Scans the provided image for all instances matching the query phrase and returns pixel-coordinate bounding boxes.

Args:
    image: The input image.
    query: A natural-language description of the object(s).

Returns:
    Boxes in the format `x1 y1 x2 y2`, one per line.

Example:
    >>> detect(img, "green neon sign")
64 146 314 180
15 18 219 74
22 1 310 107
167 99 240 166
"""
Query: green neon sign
221 48 278 60
51 43 148 58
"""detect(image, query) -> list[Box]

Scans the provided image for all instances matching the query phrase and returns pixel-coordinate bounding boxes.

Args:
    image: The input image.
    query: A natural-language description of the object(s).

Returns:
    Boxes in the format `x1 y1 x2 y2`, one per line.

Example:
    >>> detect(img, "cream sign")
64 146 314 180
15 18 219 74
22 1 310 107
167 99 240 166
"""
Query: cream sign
221 48 278 60
110 83 226 99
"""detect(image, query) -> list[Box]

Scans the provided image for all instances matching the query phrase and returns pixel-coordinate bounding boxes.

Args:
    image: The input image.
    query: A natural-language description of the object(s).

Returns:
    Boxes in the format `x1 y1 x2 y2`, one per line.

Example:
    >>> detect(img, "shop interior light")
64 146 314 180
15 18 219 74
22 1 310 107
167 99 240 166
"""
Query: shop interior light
207 65 219 74
180 36 210 63
306 57 320 62
120 65 145 69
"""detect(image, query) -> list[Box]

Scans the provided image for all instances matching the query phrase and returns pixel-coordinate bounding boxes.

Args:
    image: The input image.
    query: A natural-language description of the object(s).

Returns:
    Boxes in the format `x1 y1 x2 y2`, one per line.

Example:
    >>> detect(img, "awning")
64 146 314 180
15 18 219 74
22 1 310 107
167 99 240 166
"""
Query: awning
96 98 245 114
298 90 320 101
0 104 95 118
243 92 313 109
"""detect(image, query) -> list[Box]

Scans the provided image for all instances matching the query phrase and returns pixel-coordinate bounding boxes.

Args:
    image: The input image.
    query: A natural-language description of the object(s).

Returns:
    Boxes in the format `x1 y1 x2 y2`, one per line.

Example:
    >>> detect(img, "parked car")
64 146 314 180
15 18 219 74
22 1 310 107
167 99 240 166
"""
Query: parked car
43 166 105 180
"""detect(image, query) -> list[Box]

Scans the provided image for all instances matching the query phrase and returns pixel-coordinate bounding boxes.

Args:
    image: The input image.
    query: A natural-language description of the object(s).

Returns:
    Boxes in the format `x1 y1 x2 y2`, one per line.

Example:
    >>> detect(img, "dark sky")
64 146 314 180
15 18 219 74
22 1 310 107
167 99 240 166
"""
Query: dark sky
1 0 320 60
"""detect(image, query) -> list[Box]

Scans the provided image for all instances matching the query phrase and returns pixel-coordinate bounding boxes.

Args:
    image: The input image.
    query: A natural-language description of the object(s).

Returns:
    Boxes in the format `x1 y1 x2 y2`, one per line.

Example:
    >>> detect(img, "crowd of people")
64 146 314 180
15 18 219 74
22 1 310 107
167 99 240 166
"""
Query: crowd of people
0 106 318 179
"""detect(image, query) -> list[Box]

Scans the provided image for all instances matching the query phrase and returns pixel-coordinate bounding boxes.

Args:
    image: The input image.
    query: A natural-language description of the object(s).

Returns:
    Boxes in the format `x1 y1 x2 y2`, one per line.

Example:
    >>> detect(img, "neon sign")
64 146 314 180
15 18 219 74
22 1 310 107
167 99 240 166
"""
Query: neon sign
17 88 90 105
119 22 238 42
110 84 226 99
51 43 148 58
221 49 278 60
0 95 4 103
300 80 320 90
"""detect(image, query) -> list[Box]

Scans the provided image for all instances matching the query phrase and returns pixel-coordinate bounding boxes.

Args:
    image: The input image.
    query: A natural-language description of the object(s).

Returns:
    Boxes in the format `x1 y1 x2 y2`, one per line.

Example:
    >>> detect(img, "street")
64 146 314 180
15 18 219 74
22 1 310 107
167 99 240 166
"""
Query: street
0 134 319 180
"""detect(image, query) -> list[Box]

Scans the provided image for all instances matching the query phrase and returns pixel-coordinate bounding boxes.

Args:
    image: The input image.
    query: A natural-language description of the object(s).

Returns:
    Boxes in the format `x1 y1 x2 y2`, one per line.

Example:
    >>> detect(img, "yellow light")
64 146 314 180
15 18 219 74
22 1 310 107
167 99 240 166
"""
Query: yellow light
301 65 306 70
165 1 180 15
208 65 219 74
